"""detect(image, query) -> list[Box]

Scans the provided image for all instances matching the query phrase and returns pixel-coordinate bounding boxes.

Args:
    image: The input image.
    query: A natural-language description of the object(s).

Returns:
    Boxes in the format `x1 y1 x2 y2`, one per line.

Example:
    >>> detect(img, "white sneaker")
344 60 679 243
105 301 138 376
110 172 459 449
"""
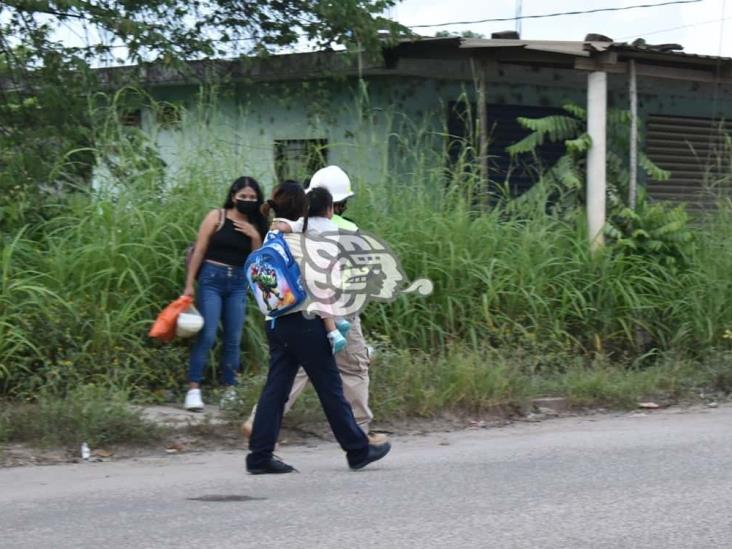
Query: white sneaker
184 388 204 412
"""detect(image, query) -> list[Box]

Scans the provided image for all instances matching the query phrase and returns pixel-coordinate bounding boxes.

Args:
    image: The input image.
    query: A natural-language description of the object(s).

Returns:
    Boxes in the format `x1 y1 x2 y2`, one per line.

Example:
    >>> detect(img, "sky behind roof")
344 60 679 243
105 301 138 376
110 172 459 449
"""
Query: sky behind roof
46 0 731 65
390 0 731 57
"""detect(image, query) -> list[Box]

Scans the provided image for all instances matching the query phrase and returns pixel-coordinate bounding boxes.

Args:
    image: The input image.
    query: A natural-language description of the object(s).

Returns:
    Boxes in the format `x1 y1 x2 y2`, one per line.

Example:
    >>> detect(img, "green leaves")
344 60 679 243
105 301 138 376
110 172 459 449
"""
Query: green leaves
507 115 583 155
505 101 691 272
506 102 673 216
606 200 693 269
640 152 671 182
565 133 592 154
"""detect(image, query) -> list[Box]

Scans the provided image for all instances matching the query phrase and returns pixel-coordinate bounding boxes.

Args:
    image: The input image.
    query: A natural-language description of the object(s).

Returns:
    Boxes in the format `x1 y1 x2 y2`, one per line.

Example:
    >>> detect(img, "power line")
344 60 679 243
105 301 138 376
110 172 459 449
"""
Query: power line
617 14 732 40
717 0 727 57
408 0 704 29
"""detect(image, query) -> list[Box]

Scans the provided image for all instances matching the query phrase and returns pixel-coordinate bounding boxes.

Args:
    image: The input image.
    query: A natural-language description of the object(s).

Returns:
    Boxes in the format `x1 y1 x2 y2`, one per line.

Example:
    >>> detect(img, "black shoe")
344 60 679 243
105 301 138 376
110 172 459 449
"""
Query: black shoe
349 442 391 471
247 456 297 475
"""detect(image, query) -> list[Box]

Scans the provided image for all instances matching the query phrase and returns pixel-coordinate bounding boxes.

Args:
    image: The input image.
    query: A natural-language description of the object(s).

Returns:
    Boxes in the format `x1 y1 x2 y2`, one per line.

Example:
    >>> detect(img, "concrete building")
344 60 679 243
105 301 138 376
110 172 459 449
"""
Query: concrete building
120 36 732 228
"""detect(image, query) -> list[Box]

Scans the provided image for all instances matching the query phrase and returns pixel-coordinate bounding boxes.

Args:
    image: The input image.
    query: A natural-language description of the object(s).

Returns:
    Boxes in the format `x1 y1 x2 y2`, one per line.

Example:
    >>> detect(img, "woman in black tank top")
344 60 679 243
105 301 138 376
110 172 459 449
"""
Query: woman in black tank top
182 176 268 412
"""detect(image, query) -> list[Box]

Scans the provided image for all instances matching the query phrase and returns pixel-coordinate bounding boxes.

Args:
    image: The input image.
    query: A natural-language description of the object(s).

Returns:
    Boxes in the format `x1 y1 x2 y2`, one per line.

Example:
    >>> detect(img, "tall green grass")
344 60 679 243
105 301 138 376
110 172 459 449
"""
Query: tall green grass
1 89 732 408
355 168 732 357
0 173 270 395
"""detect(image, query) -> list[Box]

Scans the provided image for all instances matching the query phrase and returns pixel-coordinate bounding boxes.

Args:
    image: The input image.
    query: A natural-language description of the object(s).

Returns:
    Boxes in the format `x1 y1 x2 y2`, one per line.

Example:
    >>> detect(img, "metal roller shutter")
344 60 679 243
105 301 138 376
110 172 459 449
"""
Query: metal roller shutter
645 115 732 213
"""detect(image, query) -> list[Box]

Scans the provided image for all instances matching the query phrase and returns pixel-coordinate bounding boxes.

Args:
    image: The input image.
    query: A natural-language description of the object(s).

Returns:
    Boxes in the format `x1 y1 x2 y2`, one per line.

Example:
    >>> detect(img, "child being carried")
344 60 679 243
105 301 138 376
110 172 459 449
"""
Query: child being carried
271 187 351 354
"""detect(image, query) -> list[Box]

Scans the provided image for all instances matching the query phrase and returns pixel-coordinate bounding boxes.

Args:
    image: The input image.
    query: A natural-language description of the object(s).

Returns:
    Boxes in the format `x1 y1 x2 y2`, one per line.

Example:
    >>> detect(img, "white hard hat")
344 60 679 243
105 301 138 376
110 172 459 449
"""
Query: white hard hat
176 306 204 338
308 165 354 202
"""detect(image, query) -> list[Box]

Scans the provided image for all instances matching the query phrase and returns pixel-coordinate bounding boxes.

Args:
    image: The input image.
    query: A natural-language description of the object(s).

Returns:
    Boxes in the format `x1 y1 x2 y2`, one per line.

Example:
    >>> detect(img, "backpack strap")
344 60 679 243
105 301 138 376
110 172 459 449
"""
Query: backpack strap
216 208 226 231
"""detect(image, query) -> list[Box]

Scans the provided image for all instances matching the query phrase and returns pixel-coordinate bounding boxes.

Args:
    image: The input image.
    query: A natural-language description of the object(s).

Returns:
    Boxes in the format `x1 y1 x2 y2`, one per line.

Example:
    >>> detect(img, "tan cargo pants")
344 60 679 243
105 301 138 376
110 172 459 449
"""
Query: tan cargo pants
247 315 373 433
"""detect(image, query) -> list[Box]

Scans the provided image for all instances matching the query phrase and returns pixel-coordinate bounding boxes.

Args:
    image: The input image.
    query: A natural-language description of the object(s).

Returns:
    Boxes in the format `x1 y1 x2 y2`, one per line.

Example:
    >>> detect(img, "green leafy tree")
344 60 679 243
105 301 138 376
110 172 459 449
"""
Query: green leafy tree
506 103 669 211
506 103 691 262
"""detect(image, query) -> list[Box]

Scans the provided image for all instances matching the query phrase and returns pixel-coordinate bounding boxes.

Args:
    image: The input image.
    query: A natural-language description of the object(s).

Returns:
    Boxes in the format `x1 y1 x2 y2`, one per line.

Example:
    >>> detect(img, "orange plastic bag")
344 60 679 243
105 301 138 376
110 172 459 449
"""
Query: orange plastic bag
149 296 193 342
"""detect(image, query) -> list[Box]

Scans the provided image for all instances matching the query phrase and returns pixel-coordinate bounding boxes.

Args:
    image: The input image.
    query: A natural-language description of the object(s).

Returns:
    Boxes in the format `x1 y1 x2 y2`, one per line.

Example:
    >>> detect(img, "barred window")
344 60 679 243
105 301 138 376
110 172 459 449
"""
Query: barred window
274 139 328 183
156 103 182 129
120 109 142 128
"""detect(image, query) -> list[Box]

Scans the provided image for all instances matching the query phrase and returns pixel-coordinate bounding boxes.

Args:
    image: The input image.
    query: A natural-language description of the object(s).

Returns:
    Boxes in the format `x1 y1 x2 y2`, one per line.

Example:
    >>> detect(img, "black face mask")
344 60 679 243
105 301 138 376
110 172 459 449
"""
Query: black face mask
334 201 347 215
235 199 259 216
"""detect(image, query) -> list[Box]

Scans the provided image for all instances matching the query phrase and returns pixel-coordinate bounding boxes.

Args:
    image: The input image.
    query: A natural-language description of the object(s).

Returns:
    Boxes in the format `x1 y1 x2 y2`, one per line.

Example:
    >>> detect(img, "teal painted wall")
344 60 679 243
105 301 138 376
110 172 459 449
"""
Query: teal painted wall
141 65 732 192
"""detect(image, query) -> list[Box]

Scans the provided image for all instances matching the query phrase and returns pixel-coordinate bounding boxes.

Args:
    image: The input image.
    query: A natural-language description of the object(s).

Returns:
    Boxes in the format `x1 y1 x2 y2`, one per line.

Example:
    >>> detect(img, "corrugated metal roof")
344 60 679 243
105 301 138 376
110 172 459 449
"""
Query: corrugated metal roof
408 37 596 57
609 43 732 63
400 37 732 65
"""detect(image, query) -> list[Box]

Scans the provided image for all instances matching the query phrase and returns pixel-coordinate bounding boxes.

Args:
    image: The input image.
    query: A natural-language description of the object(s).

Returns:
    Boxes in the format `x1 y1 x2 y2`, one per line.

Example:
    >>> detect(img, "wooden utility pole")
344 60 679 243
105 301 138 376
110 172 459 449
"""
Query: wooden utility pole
478 61 488 185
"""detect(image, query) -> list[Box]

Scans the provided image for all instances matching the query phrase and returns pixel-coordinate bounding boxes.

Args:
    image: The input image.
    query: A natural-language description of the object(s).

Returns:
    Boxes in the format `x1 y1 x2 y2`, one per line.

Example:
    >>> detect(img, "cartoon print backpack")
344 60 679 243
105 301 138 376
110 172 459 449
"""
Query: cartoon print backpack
245 231 308 318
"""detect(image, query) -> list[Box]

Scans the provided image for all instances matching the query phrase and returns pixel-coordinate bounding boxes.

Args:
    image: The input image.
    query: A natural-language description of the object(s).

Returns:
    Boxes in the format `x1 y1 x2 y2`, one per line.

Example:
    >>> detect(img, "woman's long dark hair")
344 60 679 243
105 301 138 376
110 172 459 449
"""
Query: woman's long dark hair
261 180 309 231
223 176 268 238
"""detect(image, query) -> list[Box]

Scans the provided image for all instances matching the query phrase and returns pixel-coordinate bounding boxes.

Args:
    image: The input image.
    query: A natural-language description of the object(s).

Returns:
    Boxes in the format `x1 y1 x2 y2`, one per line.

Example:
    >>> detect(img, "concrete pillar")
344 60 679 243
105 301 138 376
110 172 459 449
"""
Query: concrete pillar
587 71 607 250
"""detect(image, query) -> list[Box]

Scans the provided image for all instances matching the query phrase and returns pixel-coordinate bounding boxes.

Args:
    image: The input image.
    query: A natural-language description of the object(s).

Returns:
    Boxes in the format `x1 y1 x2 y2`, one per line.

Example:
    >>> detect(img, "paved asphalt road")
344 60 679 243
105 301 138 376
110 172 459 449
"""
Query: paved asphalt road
2 405 732 549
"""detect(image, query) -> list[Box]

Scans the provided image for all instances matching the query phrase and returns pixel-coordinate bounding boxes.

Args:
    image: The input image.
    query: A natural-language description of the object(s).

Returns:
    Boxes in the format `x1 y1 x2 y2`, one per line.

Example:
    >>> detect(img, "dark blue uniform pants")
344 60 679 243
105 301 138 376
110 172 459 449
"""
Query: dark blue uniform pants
247 313 369 467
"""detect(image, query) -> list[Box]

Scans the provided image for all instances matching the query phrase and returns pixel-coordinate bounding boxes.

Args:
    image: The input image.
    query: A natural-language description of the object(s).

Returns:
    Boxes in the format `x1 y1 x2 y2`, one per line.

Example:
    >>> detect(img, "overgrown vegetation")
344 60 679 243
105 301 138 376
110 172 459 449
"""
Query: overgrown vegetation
505 103 693 265
0 1 404 231
506 103 671 212
1 87 732 448
0 385 161 447
7 4 729 449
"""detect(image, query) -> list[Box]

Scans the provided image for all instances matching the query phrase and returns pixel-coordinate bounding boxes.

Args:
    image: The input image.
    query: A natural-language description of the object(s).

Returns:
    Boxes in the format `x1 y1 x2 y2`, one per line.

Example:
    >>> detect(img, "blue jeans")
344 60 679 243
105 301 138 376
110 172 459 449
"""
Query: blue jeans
188 262 247 386
247 313 369 468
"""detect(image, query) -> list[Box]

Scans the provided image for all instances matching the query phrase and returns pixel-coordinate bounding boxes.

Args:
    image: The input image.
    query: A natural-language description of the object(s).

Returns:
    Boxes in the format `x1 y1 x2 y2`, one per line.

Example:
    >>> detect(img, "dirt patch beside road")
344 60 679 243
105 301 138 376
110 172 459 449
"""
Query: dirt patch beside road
2 398 727 468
